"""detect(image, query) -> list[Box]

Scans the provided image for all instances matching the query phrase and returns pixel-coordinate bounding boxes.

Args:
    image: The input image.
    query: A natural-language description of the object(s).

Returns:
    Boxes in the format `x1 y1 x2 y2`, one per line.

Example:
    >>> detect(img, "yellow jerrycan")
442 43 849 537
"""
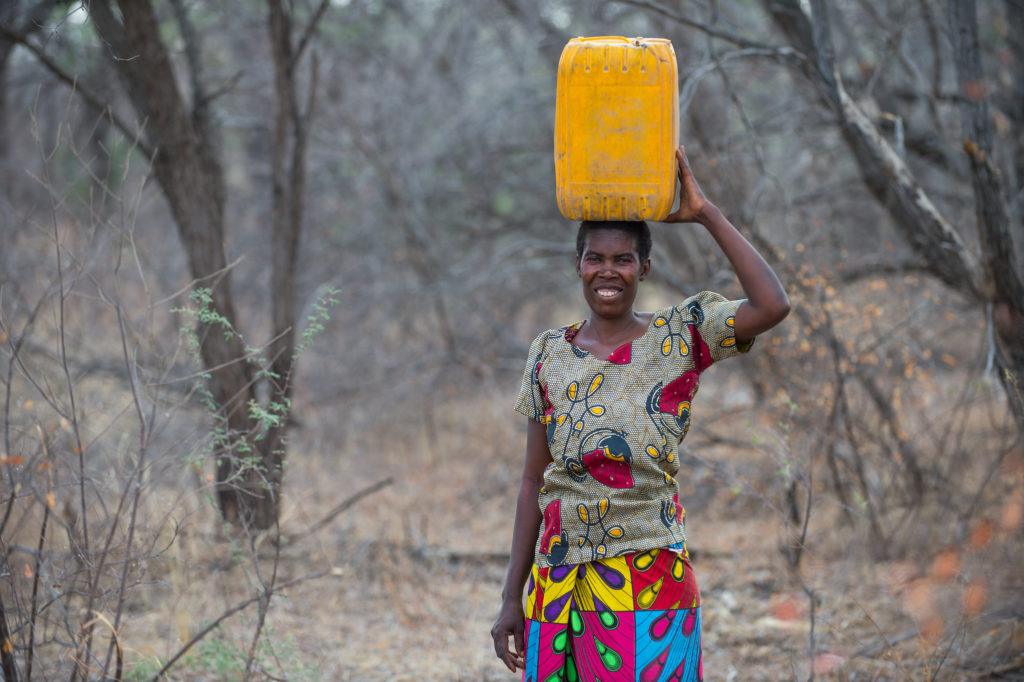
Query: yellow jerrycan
554 36 679 221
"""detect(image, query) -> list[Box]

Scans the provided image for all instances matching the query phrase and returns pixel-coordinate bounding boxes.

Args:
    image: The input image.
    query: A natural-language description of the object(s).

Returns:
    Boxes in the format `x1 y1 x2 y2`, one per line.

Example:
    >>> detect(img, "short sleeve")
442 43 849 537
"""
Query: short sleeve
690 290 755 364
514 331 549 422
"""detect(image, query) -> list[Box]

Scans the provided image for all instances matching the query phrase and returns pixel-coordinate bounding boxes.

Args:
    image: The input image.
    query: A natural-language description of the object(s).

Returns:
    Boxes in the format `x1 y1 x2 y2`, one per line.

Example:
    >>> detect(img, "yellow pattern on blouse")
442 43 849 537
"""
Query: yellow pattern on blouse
514 290 755 568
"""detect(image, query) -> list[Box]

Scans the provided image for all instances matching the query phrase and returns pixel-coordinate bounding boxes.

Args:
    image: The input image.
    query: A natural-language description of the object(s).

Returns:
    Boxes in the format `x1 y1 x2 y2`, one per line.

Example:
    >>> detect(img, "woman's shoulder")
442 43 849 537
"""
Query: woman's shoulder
526 324 572 353
661 290 732 322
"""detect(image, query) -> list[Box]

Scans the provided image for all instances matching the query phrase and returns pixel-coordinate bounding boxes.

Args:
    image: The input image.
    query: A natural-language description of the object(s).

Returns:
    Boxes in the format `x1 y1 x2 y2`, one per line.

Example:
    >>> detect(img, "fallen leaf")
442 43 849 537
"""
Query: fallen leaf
969 519 993 549
963 582 987 617
929 549 960 582
1000 495 1023 532
812 652 846 674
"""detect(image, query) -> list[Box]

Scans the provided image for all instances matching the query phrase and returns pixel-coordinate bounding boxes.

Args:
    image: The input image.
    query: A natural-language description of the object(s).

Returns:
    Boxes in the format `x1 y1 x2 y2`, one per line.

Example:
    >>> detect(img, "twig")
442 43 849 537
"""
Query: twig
38 87 96 682
243 514 283 680
852 628 918 658
284 477 393 545
100 291 156 679
0 25 154 158
292 0 330 66
25 424 52 681
803 583 816 682
679 47 805 118
613 0 800 53
0 289 50 540
74 612 122 682
852 606 914 679
152 570 332 680
0 592 17 682
974 655 1024 679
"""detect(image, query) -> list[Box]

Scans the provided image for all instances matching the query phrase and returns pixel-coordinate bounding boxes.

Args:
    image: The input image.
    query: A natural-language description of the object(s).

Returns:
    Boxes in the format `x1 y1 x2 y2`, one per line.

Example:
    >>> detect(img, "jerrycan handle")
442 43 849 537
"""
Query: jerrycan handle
573 36 652 47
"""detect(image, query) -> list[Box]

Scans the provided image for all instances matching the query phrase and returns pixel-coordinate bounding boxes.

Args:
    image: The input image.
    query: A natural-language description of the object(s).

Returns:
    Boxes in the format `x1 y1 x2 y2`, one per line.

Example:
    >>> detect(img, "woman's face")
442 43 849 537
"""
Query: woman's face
576 229 651 319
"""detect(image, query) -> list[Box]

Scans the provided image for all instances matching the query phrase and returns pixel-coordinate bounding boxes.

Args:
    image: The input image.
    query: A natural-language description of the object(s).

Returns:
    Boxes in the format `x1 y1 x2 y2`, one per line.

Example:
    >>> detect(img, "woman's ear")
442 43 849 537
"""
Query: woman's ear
575 257 582 278
639 258 652 281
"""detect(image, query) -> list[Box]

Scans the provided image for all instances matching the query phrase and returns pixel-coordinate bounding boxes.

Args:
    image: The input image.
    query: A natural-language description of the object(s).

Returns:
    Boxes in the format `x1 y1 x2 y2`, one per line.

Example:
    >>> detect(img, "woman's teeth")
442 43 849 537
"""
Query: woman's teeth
596 288 620 298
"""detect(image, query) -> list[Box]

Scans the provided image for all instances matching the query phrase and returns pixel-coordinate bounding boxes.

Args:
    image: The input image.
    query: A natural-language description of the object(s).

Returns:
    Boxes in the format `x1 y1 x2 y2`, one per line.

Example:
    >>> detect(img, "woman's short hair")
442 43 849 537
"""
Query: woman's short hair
575 221 652 262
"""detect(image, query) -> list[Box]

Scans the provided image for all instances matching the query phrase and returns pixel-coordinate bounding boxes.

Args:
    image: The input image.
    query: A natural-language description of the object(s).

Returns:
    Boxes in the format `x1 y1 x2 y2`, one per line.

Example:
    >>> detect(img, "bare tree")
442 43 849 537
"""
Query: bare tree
760 0 1024 430
3 0 329 529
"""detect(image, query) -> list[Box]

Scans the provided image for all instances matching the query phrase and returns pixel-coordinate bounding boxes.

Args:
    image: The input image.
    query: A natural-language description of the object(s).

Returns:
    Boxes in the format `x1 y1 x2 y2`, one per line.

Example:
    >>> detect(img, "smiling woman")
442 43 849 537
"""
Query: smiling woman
492 146 790 681
573 222 653 349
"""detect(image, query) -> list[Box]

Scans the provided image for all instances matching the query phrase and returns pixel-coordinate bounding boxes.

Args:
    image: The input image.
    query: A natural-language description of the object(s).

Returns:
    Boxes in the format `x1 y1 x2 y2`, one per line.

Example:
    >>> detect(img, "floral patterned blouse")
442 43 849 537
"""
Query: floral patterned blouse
514 290 755 568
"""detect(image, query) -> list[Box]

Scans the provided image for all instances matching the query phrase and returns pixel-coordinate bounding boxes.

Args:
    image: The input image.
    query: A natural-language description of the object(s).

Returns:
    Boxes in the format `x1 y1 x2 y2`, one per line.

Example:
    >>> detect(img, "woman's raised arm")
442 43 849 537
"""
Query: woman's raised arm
664 146 790 342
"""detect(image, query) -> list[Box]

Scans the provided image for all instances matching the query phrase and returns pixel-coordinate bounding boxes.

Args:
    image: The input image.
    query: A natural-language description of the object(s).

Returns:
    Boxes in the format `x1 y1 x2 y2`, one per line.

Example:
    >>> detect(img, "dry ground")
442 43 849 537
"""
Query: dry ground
11 367 1023 680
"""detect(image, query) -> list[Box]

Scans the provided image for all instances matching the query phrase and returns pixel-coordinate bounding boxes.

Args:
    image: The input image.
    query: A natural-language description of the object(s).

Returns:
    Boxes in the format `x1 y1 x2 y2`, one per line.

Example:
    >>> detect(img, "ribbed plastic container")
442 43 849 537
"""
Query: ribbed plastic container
554 36 679 221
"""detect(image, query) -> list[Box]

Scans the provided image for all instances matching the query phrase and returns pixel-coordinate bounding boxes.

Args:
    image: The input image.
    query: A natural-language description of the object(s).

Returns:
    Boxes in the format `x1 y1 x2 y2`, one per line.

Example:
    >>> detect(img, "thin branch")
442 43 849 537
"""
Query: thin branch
835 258 931 283
679 46 804 116
100 287 156 679
0 286 51 540
613 0 800 54
284 477 394 545
25 424 52 682
200 69 244 105
38 94 96 681
152 570 332 680
0 25 154 158
243 515 283 681
292 0 330 67
0 592 17 681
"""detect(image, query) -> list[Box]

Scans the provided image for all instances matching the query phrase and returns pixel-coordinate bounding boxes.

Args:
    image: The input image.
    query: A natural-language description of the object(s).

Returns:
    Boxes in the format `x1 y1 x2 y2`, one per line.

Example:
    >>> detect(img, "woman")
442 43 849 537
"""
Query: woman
491 146 790 681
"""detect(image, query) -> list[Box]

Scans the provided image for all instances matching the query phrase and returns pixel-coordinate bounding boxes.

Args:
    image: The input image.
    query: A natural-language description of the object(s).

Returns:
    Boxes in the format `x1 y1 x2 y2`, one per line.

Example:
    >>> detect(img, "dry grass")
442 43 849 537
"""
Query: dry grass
3 342 1021 680
6 360 999 679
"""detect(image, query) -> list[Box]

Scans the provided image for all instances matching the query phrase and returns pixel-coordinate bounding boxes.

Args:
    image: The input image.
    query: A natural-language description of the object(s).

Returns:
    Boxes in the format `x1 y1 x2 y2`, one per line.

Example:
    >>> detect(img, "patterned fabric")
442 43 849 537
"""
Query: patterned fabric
515 291 754 568
522 547 702 682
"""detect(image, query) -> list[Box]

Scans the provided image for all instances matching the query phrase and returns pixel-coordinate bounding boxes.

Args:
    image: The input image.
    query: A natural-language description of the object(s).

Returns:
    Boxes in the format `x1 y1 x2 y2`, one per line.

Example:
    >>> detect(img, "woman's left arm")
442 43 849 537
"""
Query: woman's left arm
664 146 790 342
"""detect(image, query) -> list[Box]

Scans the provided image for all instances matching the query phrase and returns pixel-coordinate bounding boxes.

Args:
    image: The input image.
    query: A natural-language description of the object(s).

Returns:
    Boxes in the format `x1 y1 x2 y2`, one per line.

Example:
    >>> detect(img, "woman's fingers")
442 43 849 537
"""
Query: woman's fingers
503 649 518 672
677 147 695 182
493 627 519 672
492 627 509 667
514 621 525 658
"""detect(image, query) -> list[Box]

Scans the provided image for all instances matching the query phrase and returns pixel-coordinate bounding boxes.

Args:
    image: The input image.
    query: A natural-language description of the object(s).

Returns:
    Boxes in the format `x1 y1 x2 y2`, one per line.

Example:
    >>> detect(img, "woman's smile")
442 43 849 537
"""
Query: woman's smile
594 285 623 300
577 229 650 318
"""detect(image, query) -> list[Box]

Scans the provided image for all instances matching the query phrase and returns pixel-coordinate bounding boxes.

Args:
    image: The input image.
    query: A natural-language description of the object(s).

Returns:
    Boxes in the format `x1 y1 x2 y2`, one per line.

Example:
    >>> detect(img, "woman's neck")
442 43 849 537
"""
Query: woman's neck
584 310 647 344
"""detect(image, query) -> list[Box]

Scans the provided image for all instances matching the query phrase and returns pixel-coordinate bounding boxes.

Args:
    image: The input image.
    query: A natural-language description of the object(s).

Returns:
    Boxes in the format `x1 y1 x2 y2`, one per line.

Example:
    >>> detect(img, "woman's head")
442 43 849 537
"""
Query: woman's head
575 221 652 263
575 221 652 318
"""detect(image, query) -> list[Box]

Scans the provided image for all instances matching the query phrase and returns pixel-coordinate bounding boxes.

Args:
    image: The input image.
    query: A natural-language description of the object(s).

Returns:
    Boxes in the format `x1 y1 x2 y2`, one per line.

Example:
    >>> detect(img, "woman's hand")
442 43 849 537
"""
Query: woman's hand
491 596 526 673
664 145 711 223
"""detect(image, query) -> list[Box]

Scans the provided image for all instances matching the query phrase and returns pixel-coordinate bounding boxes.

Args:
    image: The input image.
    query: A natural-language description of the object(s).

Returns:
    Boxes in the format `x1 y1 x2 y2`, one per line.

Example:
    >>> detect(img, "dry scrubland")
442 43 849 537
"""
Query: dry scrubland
1 2 1022 679
3 276 1022 681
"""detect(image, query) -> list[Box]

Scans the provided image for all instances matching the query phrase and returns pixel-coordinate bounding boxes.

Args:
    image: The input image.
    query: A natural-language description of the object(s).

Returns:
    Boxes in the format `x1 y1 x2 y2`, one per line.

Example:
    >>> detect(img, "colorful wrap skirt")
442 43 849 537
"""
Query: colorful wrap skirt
522 546 702 682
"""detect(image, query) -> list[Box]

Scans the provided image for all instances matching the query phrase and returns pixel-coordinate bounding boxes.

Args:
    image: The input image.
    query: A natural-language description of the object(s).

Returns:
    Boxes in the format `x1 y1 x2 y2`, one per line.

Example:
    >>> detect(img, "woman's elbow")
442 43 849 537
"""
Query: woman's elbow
775 296 791 322
758 296 790 330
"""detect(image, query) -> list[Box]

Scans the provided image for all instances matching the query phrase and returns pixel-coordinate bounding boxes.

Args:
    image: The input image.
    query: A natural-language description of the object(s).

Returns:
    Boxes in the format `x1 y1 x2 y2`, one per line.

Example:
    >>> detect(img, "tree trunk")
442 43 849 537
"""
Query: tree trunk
946 0 1024 431
762 0 1024 435
87 0 278 528
1005 0 1024 196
